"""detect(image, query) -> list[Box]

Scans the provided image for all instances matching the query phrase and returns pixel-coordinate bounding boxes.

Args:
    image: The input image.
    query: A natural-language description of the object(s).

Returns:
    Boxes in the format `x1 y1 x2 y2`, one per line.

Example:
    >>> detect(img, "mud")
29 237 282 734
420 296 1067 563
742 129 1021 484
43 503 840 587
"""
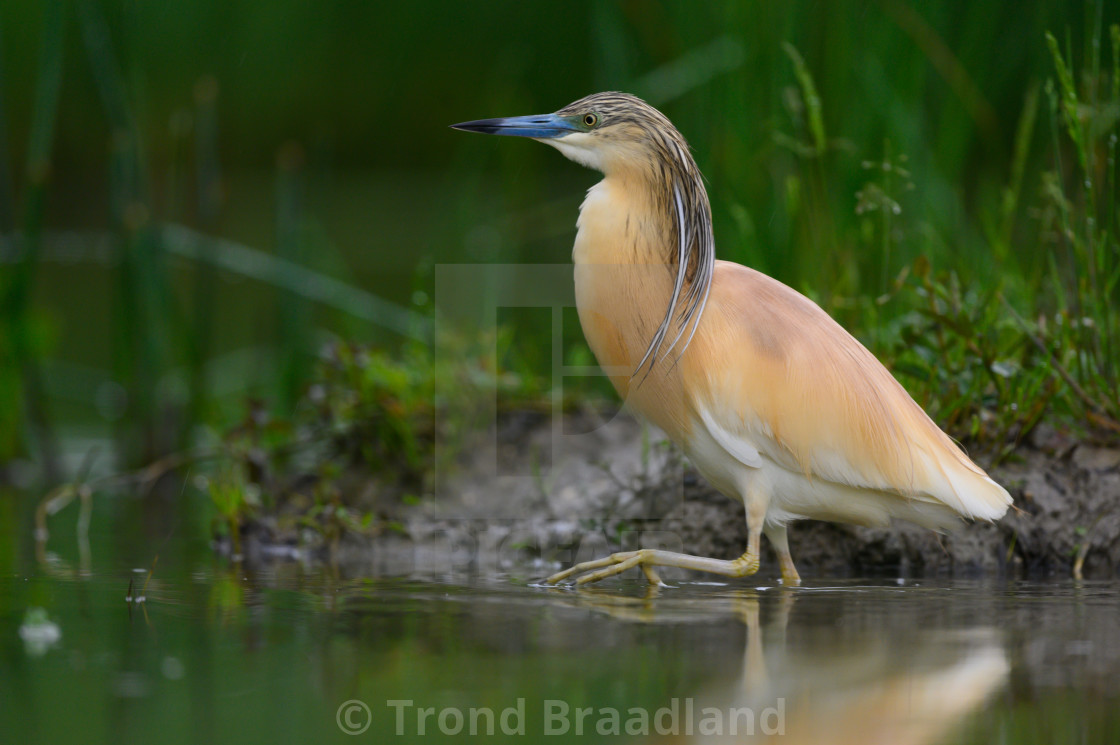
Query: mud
407 411 1120 579
234 409 1119 579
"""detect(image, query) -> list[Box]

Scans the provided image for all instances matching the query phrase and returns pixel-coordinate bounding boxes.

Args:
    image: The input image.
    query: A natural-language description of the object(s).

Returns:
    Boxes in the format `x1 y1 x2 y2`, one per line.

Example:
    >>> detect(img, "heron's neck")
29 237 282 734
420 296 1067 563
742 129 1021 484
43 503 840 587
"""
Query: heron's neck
573 158 714 384
572 172 677 268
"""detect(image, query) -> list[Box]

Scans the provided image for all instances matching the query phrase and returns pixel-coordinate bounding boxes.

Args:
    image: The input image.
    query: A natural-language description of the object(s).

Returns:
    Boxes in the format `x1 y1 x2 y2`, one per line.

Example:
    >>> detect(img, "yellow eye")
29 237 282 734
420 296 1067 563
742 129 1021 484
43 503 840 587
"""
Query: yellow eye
583 113 598 128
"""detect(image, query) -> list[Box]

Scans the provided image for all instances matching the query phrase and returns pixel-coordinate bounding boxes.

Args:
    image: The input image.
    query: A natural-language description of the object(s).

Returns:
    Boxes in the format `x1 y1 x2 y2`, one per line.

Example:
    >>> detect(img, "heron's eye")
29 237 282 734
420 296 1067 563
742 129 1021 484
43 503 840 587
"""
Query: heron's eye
583 113 598 128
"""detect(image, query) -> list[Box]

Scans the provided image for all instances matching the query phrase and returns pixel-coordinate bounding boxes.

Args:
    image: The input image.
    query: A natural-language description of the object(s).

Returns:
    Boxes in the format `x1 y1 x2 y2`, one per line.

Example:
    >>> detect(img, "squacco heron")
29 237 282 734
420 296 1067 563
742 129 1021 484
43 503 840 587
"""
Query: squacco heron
452 92 1011 586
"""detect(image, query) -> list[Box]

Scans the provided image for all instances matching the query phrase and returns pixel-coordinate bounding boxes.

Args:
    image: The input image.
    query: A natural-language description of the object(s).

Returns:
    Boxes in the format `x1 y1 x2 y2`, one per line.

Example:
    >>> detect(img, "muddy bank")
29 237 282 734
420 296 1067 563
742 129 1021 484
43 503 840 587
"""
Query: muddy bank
383 409 1119 580
233 409 1119 580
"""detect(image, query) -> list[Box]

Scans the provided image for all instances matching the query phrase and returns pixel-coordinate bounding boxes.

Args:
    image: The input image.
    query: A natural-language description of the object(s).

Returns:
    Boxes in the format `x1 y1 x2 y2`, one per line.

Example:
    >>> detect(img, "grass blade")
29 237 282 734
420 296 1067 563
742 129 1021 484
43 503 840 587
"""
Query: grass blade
160 223 432 341
781 42 826 156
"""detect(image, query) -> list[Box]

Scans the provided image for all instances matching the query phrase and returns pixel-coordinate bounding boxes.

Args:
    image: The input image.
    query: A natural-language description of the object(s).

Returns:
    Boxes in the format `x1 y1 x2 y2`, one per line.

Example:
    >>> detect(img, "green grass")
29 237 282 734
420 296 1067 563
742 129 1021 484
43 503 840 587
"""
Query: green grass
1035 24 1120 430
767 14 1120 453
815 14 1120 457
0 0 64 478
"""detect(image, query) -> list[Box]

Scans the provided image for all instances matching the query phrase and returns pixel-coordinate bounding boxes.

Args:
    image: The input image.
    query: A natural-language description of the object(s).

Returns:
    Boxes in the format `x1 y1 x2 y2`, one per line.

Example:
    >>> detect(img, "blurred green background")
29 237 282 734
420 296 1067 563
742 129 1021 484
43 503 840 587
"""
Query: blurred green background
1 0 1118 481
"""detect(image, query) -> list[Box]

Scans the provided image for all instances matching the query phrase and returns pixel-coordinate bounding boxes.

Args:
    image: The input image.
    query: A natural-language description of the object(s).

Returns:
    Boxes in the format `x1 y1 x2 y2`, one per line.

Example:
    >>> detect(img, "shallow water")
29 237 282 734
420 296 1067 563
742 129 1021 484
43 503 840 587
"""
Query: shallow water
2 497 1118 744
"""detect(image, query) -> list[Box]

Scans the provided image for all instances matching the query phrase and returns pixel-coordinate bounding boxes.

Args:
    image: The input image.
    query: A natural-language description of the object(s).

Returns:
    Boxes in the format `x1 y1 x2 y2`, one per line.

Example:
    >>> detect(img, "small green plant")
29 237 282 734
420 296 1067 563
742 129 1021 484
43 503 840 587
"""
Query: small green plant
312 341 434 478
882 259 1057 464
296 462 377 557
195 332 558 549
206 464 260 558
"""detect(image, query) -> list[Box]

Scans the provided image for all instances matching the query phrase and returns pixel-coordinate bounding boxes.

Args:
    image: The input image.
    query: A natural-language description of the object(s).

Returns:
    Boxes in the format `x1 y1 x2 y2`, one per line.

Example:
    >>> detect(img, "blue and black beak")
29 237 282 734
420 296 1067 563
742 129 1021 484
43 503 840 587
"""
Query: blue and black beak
450 113 579 139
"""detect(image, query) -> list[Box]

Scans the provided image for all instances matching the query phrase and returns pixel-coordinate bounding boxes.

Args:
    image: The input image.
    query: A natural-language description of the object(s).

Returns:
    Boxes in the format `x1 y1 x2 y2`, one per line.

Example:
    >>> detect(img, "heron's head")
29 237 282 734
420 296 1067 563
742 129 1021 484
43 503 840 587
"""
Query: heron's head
453 92 715 378
452 92 691 176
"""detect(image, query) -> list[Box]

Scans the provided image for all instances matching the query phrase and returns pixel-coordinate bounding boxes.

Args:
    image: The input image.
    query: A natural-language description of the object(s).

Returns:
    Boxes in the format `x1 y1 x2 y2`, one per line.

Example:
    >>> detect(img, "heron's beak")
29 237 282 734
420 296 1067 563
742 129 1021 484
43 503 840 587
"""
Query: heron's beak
450 113 577 139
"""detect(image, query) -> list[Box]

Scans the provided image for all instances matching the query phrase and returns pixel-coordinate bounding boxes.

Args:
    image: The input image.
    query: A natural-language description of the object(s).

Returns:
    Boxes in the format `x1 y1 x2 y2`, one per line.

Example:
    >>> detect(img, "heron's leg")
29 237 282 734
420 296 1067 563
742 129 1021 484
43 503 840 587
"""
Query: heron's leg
741 491 765 577
545 548 763 585
764 524 801 586
640 564 664 585
545 487 768 586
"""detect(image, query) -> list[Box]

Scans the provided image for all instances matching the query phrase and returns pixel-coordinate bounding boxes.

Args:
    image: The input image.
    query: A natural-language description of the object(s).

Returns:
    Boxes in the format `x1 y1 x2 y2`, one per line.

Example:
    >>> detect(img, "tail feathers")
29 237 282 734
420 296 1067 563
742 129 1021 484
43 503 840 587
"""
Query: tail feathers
918 445 1012 522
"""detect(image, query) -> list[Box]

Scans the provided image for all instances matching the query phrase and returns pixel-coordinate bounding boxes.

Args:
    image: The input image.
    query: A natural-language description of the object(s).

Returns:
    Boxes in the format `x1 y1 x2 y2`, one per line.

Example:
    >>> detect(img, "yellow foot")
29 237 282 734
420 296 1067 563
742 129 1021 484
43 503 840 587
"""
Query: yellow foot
546 550 647 586
777 554 802 586
545 548 760 586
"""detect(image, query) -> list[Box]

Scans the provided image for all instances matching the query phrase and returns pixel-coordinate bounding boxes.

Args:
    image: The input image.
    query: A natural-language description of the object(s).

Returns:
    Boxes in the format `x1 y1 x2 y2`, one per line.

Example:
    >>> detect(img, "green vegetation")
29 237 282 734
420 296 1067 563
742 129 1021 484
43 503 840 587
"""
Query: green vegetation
1 2 1118 549
766 13 1120 460
879 21 1120 457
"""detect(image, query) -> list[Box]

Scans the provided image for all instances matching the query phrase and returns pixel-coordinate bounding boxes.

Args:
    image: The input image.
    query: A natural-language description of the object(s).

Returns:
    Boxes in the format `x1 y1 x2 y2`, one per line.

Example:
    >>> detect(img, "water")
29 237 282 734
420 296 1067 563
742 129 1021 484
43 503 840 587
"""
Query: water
2 495 1118 744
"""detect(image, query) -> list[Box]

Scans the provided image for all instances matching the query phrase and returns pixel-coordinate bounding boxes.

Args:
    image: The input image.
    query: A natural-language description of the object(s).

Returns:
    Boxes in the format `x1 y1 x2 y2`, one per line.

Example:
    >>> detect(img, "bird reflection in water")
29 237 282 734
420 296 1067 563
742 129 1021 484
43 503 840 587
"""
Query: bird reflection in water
553 585 1008 744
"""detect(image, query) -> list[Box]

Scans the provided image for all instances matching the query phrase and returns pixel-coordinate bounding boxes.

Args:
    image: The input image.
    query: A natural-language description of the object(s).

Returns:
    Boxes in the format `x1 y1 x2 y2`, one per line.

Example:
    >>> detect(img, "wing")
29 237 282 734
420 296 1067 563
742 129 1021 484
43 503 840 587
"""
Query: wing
685 261 1011 521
